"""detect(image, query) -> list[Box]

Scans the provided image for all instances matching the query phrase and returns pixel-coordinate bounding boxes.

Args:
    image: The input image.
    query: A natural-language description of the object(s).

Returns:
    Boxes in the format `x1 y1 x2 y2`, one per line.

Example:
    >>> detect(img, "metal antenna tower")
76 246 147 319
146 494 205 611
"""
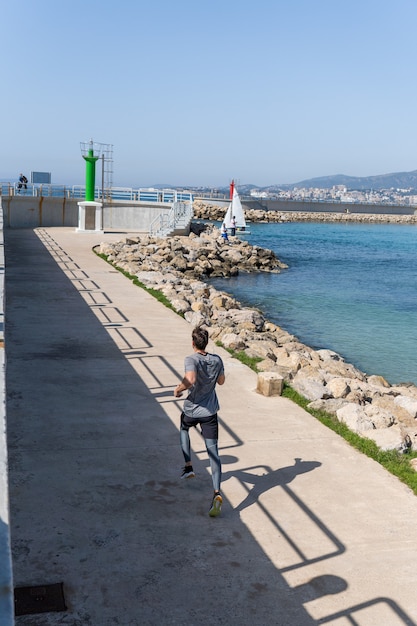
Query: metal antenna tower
101 143 114 196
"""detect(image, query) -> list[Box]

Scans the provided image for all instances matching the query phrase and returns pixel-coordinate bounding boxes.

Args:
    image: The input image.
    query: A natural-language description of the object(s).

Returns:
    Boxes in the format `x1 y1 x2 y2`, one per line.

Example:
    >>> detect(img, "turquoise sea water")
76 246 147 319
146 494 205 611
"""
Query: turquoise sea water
209 221 417 385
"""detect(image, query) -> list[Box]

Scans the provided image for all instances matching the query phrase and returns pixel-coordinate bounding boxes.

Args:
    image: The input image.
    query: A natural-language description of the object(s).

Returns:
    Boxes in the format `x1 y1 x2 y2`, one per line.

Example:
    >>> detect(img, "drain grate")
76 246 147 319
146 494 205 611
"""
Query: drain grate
14 582 67 616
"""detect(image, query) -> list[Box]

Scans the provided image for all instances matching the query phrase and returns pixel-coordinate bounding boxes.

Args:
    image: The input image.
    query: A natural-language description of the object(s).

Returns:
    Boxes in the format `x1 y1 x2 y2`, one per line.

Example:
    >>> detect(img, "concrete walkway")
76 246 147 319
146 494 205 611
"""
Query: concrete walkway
5 227 417 626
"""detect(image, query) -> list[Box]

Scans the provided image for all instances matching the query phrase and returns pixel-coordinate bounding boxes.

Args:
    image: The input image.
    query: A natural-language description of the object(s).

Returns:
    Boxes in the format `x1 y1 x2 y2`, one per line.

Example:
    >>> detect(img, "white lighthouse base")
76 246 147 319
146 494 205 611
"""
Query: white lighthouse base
76 201 103 233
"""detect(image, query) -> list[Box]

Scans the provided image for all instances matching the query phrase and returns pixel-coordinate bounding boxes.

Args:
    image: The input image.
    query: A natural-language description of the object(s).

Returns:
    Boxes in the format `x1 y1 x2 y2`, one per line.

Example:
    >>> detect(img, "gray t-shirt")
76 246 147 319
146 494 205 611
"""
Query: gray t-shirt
183 352 224 418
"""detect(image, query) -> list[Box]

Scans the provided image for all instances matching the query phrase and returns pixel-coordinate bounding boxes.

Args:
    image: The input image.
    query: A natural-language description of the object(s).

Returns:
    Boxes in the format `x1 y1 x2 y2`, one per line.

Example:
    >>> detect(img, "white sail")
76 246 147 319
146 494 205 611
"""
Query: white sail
230 187 246 228
222 187 250 236
223 201 232 227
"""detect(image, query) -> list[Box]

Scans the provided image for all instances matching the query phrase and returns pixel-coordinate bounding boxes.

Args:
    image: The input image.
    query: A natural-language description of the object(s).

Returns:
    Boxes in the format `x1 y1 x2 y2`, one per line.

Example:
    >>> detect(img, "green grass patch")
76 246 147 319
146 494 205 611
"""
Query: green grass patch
215 342 263 370
95 248 417 495
216 341 417 494
94 251 183 316
282 384 417 495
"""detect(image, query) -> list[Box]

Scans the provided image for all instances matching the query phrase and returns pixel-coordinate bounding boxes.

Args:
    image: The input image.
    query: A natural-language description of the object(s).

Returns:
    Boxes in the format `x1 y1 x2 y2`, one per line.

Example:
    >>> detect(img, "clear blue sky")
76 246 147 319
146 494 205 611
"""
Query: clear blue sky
2 0 417 188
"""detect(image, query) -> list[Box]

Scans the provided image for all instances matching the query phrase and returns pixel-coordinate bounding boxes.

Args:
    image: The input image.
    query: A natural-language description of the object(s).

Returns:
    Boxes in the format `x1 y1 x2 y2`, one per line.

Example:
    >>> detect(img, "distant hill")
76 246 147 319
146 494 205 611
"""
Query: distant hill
237 170 417 193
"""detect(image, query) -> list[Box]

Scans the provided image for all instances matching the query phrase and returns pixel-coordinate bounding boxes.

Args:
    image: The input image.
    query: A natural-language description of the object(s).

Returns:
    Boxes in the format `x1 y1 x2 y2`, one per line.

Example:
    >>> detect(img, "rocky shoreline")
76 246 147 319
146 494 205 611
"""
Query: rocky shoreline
96 222 417 454
193 200 417 224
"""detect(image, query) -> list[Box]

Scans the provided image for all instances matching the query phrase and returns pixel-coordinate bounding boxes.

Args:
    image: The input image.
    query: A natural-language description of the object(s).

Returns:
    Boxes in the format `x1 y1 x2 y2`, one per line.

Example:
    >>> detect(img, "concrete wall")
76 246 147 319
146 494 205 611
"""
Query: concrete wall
195 195 416 216
195 197 231 209
242 198 416 215
0 198 14 625
1 196 171 231
104 203 169 231
2 196 79 228
4 195 415 229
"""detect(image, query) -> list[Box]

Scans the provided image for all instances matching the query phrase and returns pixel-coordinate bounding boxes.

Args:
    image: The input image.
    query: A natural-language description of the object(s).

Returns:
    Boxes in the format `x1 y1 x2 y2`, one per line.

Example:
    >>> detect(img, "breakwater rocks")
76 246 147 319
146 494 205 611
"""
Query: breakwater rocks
194 200 417 224
99 227 287 279
96 229 417 454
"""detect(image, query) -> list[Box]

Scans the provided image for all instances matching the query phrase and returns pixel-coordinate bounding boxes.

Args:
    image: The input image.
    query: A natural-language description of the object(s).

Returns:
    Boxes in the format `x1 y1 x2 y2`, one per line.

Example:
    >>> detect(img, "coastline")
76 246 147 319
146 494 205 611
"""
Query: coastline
97 225 417 454
193 200 417 224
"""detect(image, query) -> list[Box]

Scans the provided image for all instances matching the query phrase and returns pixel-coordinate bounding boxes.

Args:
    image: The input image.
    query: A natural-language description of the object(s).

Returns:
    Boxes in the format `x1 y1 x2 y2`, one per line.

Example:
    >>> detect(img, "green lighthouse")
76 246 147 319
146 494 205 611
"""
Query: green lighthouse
82 139 99 201
77 139 104 233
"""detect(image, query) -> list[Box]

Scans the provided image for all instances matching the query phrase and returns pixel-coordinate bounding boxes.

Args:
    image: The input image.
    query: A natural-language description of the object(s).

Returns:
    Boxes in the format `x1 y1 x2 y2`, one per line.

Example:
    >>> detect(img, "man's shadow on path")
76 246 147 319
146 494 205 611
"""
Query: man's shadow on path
221 457 321 512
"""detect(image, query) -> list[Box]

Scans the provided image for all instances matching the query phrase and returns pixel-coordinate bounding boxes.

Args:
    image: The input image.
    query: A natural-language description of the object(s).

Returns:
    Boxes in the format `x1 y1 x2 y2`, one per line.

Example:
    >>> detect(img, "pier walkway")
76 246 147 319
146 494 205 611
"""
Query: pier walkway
5 227 417 625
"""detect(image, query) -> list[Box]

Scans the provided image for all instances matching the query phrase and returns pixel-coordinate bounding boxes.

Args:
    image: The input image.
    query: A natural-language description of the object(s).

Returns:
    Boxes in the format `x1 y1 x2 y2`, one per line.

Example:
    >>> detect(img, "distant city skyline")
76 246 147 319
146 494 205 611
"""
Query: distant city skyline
4 166 417 194
2 1 417 188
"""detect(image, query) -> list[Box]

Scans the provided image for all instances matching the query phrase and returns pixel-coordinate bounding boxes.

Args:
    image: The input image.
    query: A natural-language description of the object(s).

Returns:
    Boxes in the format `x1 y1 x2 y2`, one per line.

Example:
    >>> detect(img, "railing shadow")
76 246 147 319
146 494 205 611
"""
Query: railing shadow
317 597 416 625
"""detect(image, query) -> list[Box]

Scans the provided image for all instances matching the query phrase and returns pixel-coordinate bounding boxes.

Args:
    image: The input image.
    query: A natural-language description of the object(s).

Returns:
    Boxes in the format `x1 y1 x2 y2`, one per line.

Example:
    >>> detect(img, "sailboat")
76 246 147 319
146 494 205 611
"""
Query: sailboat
223 181 250 235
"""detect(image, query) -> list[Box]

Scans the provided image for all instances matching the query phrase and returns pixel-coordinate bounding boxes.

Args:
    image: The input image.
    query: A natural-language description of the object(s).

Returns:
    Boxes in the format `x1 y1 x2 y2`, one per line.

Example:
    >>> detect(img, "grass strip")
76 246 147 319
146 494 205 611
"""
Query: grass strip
282 385 417 495
96 249 417 495
94 251 183 316
219 343 417 496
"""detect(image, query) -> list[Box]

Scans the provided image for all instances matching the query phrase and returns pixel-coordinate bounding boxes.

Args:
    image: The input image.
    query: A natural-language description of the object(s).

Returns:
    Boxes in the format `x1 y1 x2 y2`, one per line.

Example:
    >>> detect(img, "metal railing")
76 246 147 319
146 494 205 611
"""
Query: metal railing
0 183 194 204
149 200 194 237
1 182 75 198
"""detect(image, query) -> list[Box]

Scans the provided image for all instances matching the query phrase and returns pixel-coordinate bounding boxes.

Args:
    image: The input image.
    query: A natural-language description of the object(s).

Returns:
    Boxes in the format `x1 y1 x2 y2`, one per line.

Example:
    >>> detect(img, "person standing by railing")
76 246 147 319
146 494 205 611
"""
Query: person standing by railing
17 173 28 193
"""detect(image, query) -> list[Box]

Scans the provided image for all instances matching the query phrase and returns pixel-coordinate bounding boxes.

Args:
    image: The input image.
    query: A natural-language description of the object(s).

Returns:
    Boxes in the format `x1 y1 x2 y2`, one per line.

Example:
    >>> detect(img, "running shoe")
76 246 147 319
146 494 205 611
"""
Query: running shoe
181 466 195 479
209 493 222 517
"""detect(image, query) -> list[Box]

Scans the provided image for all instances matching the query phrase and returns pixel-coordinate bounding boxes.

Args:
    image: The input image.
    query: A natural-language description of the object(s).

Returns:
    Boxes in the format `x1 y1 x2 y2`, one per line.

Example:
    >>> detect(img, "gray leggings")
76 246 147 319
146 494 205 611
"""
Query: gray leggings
180 412 222 492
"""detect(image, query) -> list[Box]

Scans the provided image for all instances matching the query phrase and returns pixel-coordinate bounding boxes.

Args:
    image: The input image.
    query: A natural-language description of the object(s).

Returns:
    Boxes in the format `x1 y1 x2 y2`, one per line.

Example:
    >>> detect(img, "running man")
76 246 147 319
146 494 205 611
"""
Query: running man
174 326 225 517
